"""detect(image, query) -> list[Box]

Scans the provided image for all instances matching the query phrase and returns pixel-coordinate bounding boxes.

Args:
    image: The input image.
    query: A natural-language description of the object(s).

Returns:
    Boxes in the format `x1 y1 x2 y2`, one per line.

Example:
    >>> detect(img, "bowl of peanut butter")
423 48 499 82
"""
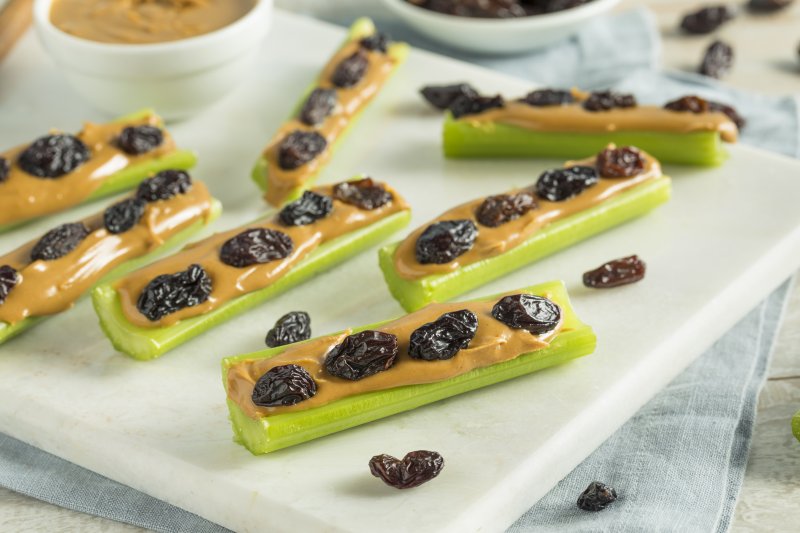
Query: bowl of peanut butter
33 0 272 120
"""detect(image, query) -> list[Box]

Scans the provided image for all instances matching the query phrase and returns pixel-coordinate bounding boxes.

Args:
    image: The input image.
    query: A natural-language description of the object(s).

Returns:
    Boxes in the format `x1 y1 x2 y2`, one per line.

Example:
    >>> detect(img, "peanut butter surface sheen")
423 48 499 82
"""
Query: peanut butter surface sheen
115 183 410 328
49 0 256 44
0 114 175 226
0 182 213 324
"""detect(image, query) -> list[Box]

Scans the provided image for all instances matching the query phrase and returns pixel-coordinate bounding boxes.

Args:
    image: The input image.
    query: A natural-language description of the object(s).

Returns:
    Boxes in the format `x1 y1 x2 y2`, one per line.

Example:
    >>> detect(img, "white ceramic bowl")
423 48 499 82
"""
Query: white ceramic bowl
382 0 619 55
33 0 272 120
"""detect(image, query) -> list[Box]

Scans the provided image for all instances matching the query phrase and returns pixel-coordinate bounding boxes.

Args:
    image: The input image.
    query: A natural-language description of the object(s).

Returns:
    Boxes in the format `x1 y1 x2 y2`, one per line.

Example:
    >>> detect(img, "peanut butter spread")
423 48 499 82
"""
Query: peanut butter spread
0 181 214 324
115 182 410 328
50 0 256 44
393 150 664 280
0 114 176 227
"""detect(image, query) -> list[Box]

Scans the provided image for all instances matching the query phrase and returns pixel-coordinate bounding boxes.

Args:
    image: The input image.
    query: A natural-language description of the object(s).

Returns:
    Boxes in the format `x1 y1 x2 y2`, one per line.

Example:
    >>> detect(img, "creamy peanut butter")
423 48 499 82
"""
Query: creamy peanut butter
393 150 663 280
115 183 410 328
0 114 176 227
0 181 214 324
50 0 256 44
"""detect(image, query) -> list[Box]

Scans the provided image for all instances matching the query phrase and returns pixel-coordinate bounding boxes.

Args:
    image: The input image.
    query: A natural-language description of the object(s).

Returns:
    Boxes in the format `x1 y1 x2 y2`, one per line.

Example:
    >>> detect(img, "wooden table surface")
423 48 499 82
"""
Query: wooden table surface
0 1 798 531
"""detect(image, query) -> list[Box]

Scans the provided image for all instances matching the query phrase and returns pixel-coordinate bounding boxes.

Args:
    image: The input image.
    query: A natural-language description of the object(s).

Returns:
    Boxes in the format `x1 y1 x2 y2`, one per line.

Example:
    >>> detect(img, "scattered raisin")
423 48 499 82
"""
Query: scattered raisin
331 51 369 88
219 228 293 268
136 264 212 321
596 147 644 178
664 95 710 114
409 309 478 361
136 169 192 202
583 91 637 112
104 198 146 234
298 88 337 126
699 40 734 78
708 101 746 129
519 88 574 107
0 266 19 305
536 166 599 202
419 83 479 110
0 157 9 183
577 481 618 512
265 311 311 348
360 32 390 53
251 364 317 407
116 125 164 155
277 130 327 171
748 0 793 11
491 294 561 334
17 134 90 178
583 255 646 288
30 222 90 261
415 219 478 265
369 451 445 489
278 191 333 226
333 178 392 210
449 94 504 119
476 190 537 228
680 6 735 34
324 330 398 381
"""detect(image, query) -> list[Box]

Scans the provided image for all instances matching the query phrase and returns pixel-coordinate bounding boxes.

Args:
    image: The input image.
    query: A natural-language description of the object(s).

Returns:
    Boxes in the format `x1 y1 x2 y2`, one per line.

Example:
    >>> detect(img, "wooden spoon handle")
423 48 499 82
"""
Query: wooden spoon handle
0 0 33 63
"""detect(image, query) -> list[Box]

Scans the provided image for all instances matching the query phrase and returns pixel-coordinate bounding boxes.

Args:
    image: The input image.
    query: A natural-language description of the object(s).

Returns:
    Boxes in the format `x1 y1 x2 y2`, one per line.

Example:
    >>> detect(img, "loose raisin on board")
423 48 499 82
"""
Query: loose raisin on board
583 255 646 288
116 125 164 155
680 6 735 34
369 451 445 489
136 169 192 202
664 95 710 114
409 309 478 361
476 190 537 228
30 222 91 261
519 88 574 107
577 481 618 511
333 178 392 210
278 190 333 226
360 32 390 53
596 146 644 178
449 94 505 119
331 51 369 88
583 91 637 112
748 0 793 11
298 88 337 126
265 311 311 348
277 130 327 171
324 330 398 381
18 134 90 178
219 228 294 268
0 157 9 183
415 219 478 265
699 40 734 78
491 293 561 334
136 264 212 321
104 198 146 234
251 364 317 407
0 266 19 305
419 83 479 110
535 166 599 202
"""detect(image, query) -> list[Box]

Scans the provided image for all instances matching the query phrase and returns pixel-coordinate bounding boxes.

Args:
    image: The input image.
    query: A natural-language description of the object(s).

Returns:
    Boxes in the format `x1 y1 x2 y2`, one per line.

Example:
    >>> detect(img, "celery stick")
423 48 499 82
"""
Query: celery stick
793 410 799 443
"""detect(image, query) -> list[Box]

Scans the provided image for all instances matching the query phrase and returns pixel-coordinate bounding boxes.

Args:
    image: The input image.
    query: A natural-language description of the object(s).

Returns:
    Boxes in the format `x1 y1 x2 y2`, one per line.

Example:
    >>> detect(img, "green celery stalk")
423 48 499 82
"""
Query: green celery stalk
380 177 671 312
793 410 799 443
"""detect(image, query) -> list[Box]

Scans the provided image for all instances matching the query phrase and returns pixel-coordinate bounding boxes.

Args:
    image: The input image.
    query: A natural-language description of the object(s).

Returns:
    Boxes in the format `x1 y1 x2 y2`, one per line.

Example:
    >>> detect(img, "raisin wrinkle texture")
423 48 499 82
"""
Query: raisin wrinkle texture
520 88 574 107
415 219 478 265
583 255 646 288
104 198 146 234
18 134 90 178
117 125 164 155
577 481 618 512
476 190 537 227
278 190 333 226
680 6 735 34
265 311 312 348
449 94 504 119
0 157 9 183
419 83 479 110
596 146 644 178
409 309 478 361
333 178 392 210
324 330 399 381
136 264 212 322
369 450 444 490
748 0 793 11
331 51 369 88
251 364 317 407
699 40 733 78
583 91 636 112
360 32 390 53
664 95 710 114
137 169 192 202
277 130 327 171
220 228 294 268
536 166 598 202
0 266 19 306
298 88 337 126
410 0 527 17
31 223 91 262
491 294 561 334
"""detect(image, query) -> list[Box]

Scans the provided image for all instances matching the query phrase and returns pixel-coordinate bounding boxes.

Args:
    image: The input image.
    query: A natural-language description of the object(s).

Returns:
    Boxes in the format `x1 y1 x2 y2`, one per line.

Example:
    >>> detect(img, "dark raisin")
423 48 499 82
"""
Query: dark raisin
596 146 644 178
0 157 9 183
536 166 599 202
519 88 574 107
136 264 212 321
543 0 589 12
699 40 734 78
333 178 392 210
136 169 192 202
419 83 479 110
360 32 390 53
298 88 337 126
748 0 793 11
664 95 710 113
219 228 294 268
708 101 746 129
680 6 735 34
583 91 637 112
583 255 646 288
369 451 445 489
278 191 333 226
116 125 164 155
331 51 369 88
409 309 478 361
324 330 398 381
103 198 146 234
415 220 478 265
0 266 19 305
577 481 618 511
30 222 91 261
17 134 90 178
476 190 537 228
277 130 327 171
449 94 505 119
491 294 561 334
251 364 317 407
265 311 311 348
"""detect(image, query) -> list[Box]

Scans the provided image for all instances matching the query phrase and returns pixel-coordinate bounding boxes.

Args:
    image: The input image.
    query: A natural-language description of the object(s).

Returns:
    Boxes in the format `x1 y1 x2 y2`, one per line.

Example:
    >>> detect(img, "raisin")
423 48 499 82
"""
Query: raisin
699 40 734 78
596 146 644 178
251 364 317 407
543 0 588 12
536 166 599 202
116 125 164 155
331 51 369 88
278 191 333 226
265 311 311 348
104 198 146 234
583 91 637 112
136 264 212 321
369 451 445 489
680 6 735 34
476 190 537 227
219 228 294 268
449 94 504 119
333 178 392 210
748 0 793 11
708 101 746 129
30 222 91 261
298 88 337 126
0 266 19 305
409 309 478 361
136 169 192 202
583 255 646 288
419 83 479 110
491 294 561 334
324 330 398 381
415 220 478 265
277 130 327 170
17 134 90 178
0 157 9 183
520 88 574 107
664 95 710 114
577 481 618 511
360 32 390 53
